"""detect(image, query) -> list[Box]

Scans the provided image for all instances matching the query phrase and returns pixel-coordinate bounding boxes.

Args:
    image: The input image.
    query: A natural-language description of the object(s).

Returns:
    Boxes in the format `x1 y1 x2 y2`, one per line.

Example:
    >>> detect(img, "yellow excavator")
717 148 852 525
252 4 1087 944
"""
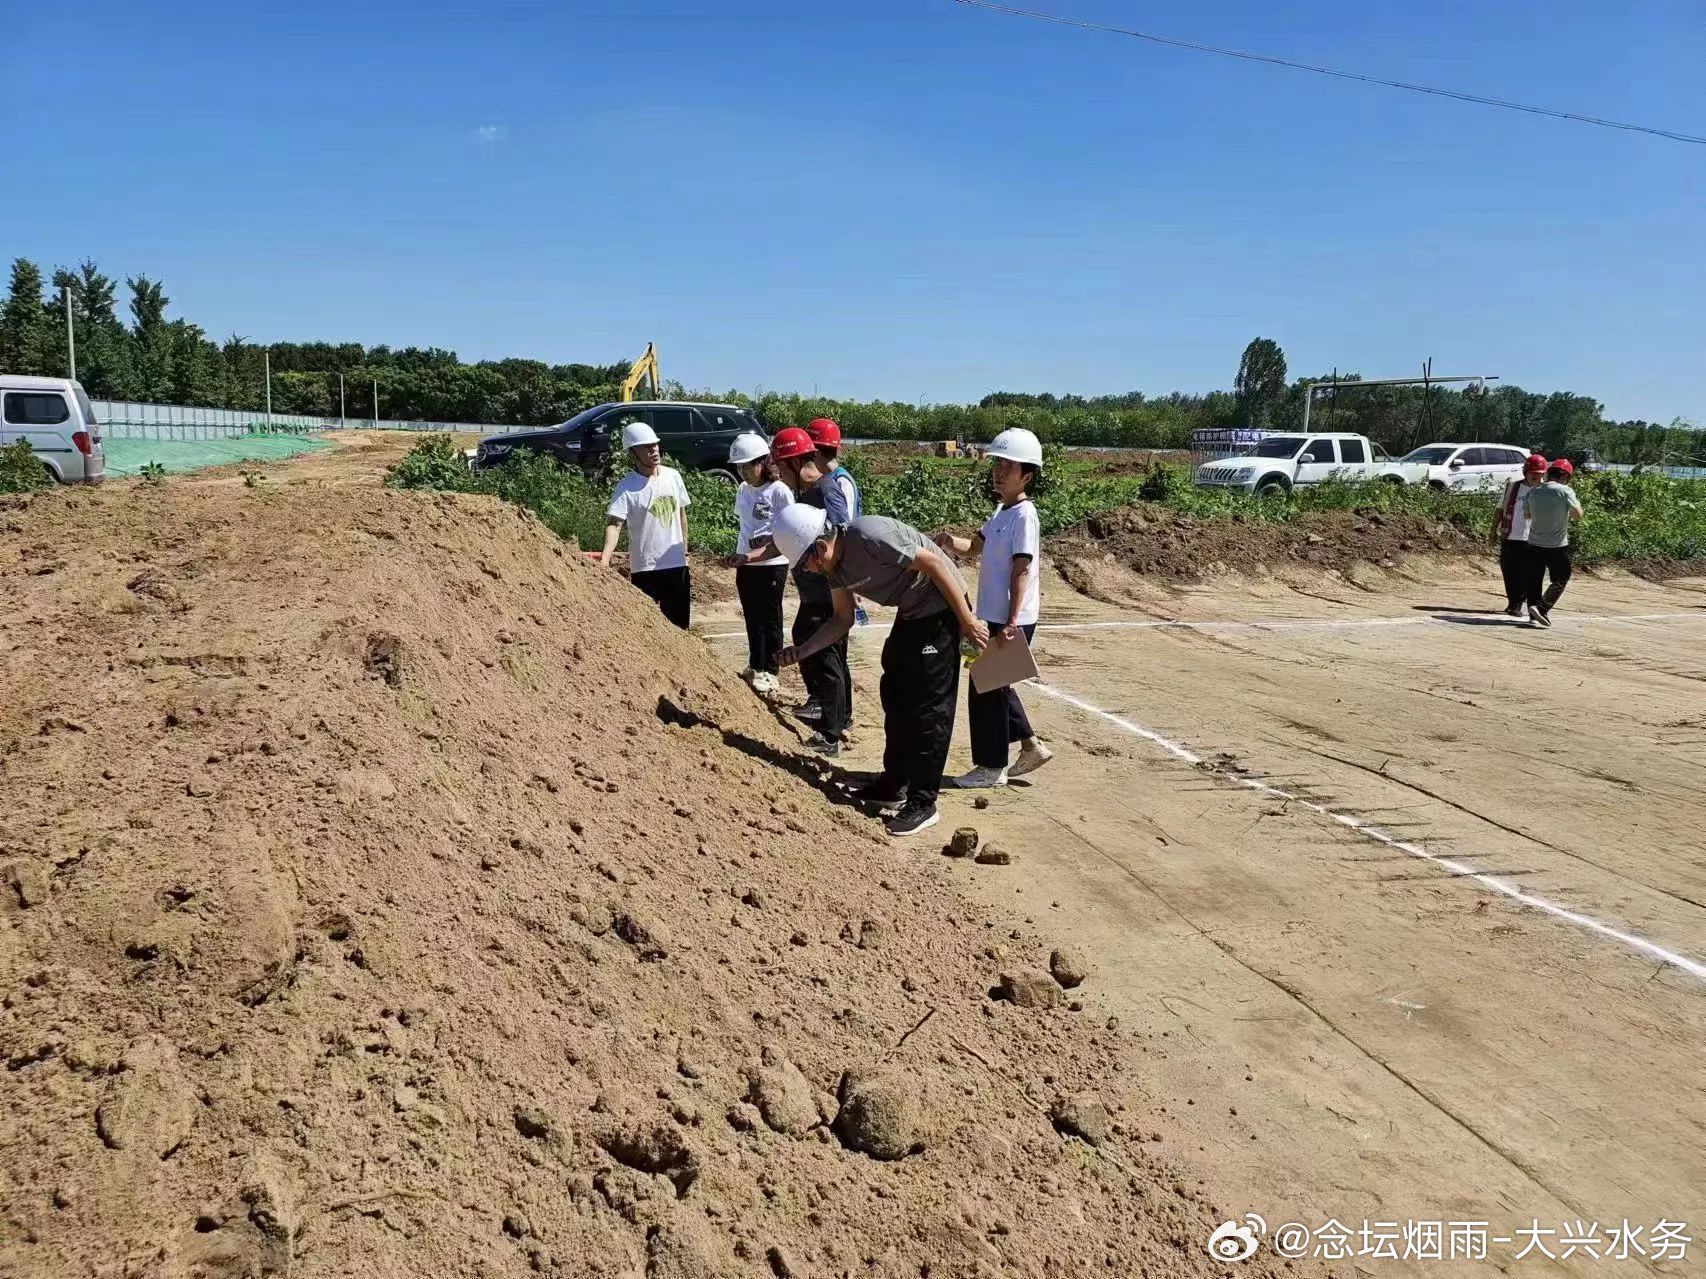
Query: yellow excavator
620 343 662 402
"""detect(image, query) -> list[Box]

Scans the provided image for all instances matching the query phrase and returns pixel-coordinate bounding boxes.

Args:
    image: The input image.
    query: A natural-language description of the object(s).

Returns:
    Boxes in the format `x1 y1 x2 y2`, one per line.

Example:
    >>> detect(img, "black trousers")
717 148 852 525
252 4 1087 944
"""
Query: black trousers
1525 544 1573 610
879 610 961 810
968 621 1036 768
632 566 691 630
735 565 787 673
793 598 851 739
1498 539 1528 609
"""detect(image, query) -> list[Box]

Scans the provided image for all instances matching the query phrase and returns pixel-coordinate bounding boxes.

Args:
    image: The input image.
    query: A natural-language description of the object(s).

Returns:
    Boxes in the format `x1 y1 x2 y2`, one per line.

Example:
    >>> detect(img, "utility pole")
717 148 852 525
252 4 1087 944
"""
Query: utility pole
63 285 77 381
339 373 346 424
264 349 273 431
372 379 379 427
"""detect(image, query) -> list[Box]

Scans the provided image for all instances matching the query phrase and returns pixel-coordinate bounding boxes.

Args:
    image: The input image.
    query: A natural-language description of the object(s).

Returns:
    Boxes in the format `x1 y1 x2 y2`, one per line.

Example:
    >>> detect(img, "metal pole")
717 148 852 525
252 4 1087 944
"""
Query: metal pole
339 373 346 425
264 349 273 430
373 379 379 427
63 285 77 380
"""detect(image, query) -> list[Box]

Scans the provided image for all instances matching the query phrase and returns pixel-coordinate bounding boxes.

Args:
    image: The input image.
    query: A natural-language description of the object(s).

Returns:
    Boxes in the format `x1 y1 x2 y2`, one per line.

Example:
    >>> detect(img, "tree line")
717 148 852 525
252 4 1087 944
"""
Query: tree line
1 258 1696 463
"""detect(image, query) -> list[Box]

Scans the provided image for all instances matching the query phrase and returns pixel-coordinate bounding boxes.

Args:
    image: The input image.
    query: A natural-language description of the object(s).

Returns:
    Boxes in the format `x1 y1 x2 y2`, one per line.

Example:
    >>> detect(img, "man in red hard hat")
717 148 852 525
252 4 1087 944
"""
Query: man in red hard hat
1517 457 1583 628
768 427 853 755
1493 454 1549 616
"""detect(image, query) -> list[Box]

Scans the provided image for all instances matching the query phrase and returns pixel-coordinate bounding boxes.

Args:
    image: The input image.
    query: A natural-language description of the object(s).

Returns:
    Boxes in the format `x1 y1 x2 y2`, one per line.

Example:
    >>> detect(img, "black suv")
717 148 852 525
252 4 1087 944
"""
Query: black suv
473 401 765 481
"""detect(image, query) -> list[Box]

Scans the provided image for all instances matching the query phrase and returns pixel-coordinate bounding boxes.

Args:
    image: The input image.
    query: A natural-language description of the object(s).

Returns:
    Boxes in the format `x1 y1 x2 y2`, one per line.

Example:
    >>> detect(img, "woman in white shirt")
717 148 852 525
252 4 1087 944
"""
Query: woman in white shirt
599 420 693 629
724 433 794 693
933 428 1055 788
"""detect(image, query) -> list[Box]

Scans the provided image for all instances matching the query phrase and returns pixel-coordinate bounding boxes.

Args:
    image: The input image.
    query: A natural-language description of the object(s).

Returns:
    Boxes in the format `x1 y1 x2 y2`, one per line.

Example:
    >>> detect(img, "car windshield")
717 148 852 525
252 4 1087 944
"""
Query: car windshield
549 405 607 435
1402 446 1457 464
1246 436 1304 459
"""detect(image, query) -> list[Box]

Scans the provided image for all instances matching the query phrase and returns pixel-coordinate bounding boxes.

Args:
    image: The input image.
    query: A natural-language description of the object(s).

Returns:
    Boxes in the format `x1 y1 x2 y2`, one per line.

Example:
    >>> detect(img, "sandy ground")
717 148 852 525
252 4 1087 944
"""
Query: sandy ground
135 433 1706 1273
697 557 1706 1277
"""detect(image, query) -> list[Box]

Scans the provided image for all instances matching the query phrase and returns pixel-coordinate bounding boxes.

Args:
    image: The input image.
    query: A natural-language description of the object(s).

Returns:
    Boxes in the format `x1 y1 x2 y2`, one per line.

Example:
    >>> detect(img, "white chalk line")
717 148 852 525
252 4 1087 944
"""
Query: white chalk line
1026 680 1706 984
701 609 1706 643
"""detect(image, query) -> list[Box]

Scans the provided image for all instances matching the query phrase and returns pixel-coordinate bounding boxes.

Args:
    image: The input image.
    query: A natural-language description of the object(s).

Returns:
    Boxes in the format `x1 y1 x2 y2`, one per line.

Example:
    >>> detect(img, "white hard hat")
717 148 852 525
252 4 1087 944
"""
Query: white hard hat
987 427 1043 467
728 432 769 466
772 503 829 568
621 420 660 450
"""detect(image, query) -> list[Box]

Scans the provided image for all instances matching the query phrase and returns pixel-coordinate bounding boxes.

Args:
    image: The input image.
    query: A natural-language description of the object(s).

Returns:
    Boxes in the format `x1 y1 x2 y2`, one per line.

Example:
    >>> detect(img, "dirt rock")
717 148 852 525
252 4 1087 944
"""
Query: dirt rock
746 1052 820 1136
997 971 1063 1009
1050 1093 1110 1147
645 1213 733 1279
8 860 50 908
1049 947 1091 989
974 845 1012 866
947 827 979 858
833 1070 927 1161
613 910 672 960
94 1035 195 1158
514 1106 556 1141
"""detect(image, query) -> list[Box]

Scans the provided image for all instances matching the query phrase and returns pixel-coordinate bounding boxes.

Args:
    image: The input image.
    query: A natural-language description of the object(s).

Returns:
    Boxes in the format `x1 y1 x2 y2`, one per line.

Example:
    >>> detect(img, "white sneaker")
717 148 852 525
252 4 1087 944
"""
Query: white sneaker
1008 741 1055 778
751 672 778 694
950 765 1008 789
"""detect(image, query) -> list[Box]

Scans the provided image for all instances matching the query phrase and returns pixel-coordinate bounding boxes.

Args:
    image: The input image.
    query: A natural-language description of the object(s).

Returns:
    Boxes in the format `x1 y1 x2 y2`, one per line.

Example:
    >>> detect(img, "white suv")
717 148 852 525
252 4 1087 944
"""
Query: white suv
1 375 105 484
1394 442 1529 491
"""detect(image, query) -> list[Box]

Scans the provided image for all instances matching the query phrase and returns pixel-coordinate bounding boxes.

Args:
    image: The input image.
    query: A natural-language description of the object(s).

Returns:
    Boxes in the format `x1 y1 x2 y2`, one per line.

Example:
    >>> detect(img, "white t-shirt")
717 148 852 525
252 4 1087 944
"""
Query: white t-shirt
977 500 1041 626
1499 479 1541 542
737 479 793 567
608 467 691 573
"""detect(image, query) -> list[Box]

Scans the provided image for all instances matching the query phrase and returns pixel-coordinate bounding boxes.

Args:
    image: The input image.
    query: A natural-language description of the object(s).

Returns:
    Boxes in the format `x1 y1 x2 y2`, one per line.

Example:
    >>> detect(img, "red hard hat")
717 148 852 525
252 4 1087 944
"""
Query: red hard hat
770 426 815 462
805 417 842 448
1549 458 1574 477
1524 454 1548 471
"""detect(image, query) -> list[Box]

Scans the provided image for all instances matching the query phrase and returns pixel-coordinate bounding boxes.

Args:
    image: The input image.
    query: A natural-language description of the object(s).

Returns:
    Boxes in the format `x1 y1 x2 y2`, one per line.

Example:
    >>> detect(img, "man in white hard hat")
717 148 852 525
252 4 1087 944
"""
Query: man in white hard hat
772 503 988 838
933 427 1054 787
599 419 694 628
725 431 794 692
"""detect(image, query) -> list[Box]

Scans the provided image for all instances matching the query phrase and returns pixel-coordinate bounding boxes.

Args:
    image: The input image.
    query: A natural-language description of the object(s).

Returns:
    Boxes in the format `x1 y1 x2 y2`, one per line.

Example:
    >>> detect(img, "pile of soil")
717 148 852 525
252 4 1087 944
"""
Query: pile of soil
1055 504 1479 589
0 480 1301 1277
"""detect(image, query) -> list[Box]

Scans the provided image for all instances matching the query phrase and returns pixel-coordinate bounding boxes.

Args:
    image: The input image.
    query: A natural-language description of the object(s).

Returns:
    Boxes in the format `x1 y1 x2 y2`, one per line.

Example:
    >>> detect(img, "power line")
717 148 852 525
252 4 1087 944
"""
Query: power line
950 0 1706 147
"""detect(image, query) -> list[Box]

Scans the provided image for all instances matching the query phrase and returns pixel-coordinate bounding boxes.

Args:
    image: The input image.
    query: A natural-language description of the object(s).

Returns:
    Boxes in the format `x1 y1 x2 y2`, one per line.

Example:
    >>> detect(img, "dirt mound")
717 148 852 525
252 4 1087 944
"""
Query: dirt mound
1055 503 1478 592
0 481 1301 1277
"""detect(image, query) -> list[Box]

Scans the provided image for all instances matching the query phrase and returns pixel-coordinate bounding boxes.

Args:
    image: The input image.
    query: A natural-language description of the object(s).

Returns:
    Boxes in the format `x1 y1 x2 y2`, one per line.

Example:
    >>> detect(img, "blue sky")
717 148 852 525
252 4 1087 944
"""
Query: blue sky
8 0 1703 422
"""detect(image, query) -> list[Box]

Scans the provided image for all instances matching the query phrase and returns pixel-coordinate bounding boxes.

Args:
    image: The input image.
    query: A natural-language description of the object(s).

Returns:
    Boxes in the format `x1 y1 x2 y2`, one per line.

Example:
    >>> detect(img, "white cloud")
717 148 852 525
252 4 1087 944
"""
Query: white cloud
476 125 506 144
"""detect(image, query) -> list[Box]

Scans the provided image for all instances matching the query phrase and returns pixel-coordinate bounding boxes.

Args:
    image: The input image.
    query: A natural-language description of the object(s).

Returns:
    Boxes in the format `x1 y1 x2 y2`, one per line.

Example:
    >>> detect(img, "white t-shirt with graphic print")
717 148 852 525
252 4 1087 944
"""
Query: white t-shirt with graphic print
608 466 691 573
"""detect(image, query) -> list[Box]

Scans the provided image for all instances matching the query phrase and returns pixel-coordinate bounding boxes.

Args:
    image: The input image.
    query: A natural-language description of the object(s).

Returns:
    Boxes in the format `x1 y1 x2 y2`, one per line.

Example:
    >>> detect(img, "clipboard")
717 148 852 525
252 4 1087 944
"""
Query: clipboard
969 629 1039 694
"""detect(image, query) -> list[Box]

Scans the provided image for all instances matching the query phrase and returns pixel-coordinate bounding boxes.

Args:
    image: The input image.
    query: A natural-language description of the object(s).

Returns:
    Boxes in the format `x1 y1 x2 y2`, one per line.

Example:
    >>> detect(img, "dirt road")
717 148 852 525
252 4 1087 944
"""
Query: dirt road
702 559 1706 1274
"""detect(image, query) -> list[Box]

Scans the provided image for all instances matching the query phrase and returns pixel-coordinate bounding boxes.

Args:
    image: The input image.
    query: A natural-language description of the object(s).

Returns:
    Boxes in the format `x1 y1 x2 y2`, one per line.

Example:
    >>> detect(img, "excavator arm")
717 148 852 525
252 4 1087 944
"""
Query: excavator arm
620 343 661 403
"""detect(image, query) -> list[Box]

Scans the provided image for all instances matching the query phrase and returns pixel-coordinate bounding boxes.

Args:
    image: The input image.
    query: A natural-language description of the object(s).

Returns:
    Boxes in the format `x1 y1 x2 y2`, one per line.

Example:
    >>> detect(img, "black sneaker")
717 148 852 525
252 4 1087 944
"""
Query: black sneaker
1528 604 1551 628
793 702 824 724
885 803 940 838
852 776 907 811
1504 604 1524 617
805 732 841 758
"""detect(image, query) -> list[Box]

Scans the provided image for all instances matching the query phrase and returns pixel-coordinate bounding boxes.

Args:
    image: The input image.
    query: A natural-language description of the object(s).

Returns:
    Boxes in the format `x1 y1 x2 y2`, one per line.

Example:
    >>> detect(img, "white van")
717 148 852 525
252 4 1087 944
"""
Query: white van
1 374 105 484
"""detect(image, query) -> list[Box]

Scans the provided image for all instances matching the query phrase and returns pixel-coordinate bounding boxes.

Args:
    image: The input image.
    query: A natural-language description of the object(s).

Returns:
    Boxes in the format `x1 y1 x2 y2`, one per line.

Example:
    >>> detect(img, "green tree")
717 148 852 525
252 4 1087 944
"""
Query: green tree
1234 337 1288 429
0 259 53 374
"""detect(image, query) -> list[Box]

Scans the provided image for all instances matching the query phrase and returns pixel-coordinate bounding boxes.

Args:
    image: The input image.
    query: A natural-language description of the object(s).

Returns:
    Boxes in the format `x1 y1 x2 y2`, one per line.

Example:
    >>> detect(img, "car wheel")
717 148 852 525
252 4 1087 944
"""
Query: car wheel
1427 480 1447 492
1255 478 1290 499
1380 474 1406 485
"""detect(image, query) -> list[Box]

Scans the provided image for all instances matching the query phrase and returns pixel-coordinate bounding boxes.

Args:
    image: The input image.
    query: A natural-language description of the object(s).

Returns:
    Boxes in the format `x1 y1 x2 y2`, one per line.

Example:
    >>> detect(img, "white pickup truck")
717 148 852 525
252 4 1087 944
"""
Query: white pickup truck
1194 432 1402 497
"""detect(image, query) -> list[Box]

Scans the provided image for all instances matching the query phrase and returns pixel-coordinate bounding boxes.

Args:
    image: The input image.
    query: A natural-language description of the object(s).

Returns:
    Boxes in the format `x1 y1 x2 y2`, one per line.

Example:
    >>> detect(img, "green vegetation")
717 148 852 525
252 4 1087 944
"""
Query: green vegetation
5 255 1700 462
386 437 1706 567
0 440 50 494
139 461 167 485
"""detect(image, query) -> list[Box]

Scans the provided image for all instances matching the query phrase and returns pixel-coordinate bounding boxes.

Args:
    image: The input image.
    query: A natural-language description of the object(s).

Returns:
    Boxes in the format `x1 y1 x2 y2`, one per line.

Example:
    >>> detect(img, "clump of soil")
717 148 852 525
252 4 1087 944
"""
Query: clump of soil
0 481 1304 1277
1056 503 1478 588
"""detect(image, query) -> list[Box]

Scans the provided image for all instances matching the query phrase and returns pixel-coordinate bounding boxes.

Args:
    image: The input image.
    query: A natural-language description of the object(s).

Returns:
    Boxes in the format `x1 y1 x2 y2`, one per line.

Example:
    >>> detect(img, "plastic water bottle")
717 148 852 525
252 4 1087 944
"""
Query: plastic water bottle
855 605 869 628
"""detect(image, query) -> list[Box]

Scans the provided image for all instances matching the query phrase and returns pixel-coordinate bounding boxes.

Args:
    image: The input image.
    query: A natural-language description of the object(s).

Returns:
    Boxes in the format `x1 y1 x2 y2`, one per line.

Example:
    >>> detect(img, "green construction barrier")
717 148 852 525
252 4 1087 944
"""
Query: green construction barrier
104 433 335 477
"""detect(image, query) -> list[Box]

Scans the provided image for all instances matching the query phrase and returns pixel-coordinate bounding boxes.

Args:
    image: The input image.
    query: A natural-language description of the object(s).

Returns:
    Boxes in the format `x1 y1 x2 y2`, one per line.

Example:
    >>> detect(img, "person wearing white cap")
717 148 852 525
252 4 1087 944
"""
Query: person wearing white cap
772 503 988 838
599 418 693 629
933 428 1054 787
723 432 794 692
